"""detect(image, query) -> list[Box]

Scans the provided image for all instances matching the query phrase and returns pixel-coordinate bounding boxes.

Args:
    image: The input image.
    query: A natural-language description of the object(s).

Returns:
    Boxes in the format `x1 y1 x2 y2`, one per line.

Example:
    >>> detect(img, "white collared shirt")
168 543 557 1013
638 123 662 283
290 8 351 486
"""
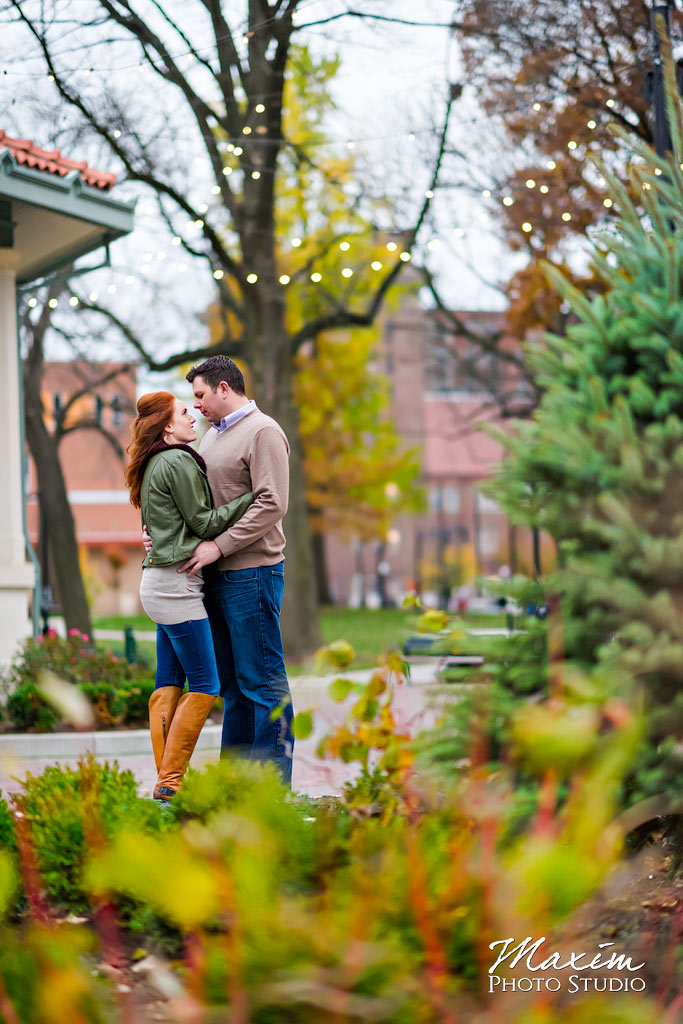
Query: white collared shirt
212 399 257 434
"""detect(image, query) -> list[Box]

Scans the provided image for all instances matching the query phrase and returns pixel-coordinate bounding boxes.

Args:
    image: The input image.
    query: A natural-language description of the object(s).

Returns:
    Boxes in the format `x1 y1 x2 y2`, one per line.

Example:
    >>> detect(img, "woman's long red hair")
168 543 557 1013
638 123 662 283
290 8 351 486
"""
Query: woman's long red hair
125 391 176 509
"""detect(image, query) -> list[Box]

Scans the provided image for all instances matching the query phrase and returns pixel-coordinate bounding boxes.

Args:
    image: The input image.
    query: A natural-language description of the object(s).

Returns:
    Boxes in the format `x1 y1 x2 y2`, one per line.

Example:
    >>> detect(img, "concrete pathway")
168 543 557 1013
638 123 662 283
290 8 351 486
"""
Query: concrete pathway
0 663 449 800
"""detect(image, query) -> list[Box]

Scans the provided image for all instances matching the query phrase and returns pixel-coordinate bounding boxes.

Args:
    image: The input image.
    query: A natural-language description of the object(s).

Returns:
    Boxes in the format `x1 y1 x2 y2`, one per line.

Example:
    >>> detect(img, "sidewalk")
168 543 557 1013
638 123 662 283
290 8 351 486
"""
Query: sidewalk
0 664 448 799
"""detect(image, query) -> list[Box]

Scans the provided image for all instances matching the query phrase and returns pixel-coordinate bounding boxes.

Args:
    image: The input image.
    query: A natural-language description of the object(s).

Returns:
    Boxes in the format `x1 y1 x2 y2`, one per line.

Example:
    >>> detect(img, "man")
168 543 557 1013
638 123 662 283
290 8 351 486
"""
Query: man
174 355 294 784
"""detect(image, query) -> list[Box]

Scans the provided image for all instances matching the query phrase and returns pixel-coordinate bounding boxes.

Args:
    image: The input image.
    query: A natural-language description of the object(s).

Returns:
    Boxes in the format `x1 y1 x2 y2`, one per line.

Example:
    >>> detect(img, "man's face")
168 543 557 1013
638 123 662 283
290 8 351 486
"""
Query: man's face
191 375 226 424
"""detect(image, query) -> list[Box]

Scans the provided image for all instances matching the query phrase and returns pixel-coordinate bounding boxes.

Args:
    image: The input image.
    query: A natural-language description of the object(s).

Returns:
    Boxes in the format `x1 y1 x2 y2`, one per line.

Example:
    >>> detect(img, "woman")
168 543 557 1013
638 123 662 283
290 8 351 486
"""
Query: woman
125 391 254 801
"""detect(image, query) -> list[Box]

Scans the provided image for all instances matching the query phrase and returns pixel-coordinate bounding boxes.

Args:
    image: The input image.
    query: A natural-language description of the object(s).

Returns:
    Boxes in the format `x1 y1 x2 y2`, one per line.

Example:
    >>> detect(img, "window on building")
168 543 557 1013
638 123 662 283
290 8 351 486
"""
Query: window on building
443 484 460 514
428 485 442 513
426 325 501 394
95 395 103 425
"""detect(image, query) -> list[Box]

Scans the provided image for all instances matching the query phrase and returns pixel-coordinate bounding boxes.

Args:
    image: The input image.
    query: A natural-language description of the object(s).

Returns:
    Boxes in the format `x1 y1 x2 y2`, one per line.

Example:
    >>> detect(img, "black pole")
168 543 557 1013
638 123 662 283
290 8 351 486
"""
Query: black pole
651 2 673 157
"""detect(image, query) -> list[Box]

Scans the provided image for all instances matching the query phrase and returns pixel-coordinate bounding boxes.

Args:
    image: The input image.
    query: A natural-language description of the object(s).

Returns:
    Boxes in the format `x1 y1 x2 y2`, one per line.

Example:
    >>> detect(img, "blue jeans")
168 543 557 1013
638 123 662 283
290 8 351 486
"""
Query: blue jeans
204 561 293 785
154 618 220 696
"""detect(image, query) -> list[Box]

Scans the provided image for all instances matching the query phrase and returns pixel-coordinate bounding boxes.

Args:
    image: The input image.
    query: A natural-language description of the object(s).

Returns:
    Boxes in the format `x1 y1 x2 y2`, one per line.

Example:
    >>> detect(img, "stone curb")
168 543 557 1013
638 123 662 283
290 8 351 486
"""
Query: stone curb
0 723 222 759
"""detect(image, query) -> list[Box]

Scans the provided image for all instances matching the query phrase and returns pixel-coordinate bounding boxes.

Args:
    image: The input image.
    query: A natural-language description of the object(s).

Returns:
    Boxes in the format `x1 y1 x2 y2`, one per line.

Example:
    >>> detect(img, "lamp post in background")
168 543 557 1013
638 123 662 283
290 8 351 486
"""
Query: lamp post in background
650 1 674 157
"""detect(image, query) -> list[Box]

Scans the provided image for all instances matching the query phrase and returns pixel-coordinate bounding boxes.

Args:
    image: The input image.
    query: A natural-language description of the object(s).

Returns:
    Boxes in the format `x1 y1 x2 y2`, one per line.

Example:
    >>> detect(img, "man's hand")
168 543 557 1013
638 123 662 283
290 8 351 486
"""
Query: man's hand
142 525 153 555
180 540 221 576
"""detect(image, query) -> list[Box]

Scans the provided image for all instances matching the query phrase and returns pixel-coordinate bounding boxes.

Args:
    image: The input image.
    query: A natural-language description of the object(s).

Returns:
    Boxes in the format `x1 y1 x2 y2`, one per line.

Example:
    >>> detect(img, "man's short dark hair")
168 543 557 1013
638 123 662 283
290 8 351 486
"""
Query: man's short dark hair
186 355 246 395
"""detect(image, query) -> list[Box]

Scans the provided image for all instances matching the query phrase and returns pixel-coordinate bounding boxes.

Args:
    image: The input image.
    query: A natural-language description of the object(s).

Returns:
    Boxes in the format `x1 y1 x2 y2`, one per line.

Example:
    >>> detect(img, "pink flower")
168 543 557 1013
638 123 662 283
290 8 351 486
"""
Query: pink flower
47 628 58 639
37 635 43 644
81 634 90 643
68 628 80 637
70 657 76 663
110 655 118 663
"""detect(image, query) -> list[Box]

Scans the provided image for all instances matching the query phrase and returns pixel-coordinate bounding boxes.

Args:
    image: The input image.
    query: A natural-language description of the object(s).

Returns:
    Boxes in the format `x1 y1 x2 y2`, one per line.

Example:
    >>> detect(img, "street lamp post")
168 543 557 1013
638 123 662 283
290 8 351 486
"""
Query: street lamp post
650 1 674 157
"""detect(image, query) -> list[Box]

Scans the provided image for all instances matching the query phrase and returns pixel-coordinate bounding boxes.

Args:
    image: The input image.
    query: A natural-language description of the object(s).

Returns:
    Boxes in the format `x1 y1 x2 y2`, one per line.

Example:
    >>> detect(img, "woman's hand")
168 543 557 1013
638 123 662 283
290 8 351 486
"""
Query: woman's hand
180 540 221 576
142 525 153 554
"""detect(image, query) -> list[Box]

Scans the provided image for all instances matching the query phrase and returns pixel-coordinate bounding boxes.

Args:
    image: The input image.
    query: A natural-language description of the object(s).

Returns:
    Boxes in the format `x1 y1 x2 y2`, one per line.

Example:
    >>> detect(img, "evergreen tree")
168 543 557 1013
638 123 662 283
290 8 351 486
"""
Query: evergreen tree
488 50 683 804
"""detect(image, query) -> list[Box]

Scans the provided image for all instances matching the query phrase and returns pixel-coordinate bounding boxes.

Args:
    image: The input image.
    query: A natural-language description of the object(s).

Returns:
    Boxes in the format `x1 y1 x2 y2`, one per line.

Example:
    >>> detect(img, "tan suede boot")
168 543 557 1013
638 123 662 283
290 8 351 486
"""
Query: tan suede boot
153 692 215 801
148 686 183 773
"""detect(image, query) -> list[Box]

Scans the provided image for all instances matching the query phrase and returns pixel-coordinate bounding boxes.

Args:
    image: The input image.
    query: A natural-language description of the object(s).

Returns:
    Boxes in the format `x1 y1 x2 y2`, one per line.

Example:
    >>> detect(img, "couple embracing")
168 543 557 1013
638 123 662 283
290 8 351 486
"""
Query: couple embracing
125 355 294 801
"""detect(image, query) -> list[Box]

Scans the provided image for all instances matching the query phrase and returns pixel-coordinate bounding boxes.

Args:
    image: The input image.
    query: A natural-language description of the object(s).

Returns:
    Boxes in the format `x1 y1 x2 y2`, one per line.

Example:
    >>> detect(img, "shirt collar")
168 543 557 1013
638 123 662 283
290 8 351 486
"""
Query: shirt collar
213 399 257 434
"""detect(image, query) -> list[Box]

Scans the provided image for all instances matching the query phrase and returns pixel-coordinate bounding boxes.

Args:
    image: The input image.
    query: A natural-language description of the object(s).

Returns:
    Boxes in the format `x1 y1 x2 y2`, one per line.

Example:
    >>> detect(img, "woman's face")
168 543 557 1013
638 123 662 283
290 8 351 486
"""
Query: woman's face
165 398 197 444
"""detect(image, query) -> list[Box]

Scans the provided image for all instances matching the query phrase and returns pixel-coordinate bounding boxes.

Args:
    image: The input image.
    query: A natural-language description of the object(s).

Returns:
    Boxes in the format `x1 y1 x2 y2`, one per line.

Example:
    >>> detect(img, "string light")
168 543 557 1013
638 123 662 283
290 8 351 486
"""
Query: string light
371 260 382 270
211 185 221 194
502 196 514 206
113 129 121 138
386 242 398 252
453 227 464 237
427 239 441 250
546 159 556 169
251 170 261 179
213 269 224 279
172 236 182 245
561 212 572 221
198 203 208 213
540 185 549 194
532 102 541 111
482 189 491 198
311 272 322 282
522 222 532 233
279 274 290 284
408 133 416 141
655 168 662 176
48 299 58 310
339 241 350 251
606 99 615 108
291 237 302 247
89 292 98 301
222 167 232 176
194 219 204 228
587 120 597 129
399 251 411 261
603 198 613 207
107 284 117 293
156 251 166 260
425 189 434 199
242 126 252 135
255 103 265 113
346 141 355 150
69 296 79 306
27 297 37 308
246 273 258 283
341 267 353 278
233 147 243 156
568 140 577 150
525 179 536 189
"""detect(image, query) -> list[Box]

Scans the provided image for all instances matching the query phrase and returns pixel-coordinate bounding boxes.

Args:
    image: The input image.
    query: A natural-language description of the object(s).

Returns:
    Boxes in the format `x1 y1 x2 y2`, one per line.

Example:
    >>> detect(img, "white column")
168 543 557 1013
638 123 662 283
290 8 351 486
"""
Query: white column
0 254 34 665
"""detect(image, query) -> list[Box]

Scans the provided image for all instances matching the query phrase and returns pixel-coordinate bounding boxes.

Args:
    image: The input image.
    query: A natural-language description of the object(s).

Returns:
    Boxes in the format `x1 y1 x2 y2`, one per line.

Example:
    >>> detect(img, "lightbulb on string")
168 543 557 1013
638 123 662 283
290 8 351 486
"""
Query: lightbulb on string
311 272 322 282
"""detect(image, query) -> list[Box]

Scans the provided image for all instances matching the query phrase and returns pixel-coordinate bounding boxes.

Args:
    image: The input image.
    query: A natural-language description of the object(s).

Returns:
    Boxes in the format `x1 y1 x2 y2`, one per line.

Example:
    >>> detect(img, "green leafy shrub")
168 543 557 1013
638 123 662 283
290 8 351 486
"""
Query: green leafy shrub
9 756 172 912
0 631 155 731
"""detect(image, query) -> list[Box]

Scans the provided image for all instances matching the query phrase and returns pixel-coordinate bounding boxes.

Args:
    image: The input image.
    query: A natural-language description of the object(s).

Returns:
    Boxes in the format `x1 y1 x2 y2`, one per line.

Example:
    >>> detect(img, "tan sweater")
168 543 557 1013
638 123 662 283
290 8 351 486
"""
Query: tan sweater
198 407 290 570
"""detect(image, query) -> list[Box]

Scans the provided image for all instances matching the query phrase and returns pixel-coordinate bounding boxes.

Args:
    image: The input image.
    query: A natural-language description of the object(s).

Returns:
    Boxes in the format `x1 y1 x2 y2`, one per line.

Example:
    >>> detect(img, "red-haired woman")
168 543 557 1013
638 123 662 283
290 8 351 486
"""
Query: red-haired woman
125 391 253 801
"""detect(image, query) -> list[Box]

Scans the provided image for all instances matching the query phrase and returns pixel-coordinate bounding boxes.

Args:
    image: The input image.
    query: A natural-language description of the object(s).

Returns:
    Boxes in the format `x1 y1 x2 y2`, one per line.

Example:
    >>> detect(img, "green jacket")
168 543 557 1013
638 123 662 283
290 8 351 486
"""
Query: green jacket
140 447 254 567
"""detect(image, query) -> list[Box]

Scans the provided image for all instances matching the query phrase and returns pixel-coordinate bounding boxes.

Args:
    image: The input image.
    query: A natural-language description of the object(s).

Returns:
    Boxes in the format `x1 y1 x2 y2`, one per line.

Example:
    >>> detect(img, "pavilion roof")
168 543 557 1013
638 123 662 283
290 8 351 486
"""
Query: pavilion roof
0 130 116 190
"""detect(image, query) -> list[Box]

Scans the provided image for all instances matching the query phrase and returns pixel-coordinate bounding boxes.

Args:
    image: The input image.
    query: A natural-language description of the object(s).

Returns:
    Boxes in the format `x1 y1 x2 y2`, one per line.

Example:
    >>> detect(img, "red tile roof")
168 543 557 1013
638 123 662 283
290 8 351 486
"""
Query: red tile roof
0 130 116 190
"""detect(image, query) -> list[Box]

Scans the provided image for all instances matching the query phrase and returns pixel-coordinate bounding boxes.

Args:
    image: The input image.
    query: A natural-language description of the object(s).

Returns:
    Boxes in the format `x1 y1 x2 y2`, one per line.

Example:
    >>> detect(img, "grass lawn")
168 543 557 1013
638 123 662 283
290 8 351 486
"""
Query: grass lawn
94 607 508 674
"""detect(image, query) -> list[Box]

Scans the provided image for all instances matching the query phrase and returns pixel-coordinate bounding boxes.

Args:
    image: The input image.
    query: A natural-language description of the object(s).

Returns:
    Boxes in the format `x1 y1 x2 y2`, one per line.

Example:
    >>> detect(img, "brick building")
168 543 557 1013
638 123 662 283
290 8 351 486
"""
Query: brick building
25 361 143 619
323 305 546 606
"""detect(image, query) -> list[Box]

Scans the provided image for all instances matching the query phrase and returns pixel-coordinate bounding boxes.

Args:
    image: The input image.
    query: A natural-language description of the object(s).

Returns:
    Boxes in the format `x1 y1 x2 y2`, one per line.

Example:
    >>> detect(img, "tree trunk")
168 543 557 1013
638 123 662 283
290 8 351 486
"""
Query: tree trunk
311 529 333 606
23 372 93 636
243 275 322 660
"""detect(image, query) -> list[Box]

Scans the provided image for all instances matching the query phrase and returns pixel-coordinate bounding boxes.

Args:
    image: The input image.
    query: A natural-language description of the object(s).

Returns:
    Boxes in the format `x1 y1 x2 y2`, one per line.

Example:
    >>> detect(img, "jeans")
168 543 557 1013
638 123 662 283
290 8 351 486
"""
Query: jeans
204 561 294 785
154 618 220 696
